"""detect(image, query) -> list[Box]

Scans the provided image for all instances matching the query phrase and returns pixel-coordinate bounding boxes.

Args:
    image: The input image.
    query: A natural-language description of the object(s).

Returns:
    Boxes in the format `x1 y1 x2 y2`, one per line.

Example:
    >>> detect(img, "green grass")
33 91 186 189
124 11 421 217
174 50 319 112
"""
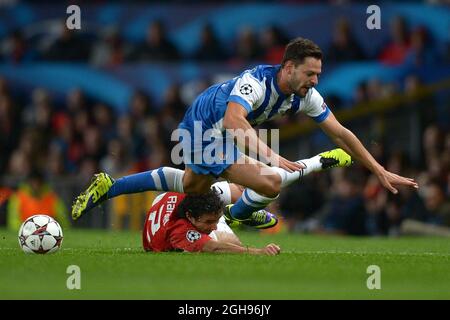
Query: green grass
0 228 449 299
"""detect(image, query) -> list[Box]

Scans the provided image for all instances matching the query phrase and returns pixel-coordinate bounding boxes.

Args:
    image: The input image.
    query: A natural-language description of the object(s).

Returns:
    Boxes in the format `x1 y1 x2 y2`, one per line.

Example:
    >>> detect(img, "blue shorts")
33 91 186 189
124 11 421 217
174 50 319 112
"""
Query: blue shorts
177 123 242 177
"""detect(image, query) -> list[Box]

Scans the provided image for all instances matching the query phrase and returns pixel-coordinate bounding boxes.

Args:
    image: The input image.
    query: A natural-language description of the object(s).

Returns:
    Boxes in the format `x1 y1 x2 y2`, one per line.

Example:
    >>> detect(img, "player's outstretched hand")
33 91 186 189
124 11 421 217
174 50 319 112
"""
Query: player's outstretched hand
262 243 281 256
377 168 419 194
271 154 305 173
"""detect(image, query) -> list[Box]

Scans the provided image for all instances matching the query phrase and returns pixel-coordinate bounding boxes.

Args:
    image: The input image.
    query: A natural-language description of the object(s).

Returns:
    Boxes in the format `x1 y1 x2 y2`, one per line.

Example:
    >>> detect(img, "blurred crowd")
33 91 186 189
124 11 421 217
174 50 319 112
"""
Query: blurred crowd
278 121 450 236
0 14 449 234
0 16 448 67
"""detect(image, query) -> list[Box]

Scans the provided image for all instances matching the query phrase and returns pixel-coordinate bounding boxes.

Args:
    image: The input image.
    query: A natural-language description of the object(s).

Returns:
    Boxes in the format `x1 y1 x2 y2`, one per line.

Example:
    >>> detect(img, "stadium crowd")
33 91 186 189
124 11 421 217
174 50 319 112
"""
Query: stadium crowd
0 14 449 235
0 15 447 67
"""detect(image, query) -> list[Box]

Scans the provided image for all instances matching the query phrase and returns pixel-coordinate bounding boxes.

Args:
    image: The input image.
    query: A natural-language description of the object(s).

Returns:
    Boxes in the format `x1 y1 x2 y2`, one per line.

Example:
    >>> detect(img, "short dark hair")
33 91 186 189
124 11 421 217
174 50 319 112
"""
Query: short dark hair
281 37 322 67
176 190 223 219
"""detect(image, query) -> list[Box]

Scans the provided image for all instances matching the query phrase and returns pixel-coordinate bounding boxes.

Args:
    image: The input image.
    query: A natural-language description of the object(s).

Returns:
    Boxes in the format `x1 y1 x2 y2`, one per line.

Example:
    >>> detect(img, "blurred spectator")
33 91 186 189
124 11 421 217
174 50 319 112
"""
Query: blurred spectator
353 81 369 104
46 142 66 178
0 82 22 174
7 149 31 179
364 175 388 235
260 25 289 64
404 75 437 134
78 157 99 182
320 170 367 235
52 119 81 173
130 20 180 61
0 186 13 226
159 84 186 144
278 175 325 232
100 139 132 176
90 27 131 67
384 195 403 236
421 181 450 226
193 23 227 61
140 117 170 170
229 26 261 66
22 88 53 133
82 126 106 161
66 88 88 115
6 170 69 231
404 26 437 67
92 103 116 142
326 18 366 63
378 16 411 65
42 22 91 61
116 115 142 160
7 128 45 178
366 78 391 101
129 90 154 133
423 125 444 165
0 30 36 63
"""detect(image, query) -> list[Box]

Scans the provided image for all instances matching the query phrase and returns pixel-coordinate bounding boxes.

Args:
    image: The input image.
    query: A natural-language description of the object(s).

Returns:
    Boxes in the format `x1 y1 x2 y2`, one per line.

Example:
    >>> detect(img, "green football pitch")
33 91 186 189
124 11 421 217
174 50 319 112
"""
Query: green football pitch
1 228 449 299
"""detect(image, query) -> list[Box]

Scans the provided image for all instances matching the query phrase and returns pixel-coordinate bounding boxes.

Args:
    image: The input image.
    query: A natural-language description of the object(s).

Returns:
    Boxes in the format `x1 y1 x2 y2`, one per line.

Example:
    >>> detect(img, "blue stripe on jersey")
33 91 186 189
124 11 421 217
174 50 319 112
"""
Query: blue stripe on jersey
228 95 252 113
312 106 331 123
268 95 286 119
291 96 300 114
247 77 272 121
157 168 169 191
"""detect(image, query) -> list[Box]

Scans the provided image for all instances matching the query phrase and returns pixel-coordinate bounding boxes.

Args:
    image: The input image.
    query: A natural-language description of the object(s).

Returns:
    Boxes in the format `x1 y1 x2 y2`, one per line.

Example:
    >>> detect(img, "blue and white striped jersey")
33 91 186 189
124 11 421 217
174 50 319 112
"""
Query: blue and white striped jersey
180 64 330 131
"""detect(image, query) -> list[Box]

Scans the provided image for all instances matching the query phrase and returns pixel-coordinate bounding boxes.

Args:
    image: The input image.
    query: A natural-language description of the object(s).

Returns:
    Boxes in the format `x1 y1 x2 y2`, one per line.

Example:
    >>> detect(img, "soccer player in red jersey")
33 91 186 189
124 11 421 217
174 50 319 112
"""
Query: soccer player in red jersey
142 190 280 255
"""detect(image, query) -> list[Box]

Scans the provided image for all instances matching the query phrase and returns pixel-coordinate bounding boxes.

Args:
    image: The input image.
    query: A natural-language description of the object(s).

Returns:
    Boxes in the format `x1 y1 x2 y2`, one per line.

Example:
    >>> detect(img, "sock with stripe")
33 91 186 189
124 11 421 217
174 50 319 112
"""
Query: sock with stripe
229 188 278 220
106 167 184 198
228 154 322 220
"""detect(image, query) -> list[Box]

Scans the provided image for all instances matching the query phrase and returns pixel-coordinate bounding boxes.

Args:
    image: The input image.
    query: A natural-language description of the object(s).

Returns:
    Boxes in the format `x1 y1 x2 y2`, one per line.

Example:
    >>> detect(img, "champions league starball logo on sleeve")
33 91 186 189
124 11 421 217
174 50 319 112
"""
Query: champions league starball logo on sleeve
239 83 253 95
186 230 201 243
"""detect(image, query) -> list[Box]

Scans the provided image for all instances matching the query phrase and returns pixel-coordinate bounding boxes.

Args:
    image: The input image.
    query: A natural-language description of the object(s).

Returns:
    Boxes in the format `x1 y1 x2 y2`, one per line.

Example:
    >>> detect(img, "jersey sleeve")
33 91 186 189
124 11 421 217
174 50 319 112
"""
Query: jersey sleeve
227 72 264 114
169 220 212 252
302 88 331 123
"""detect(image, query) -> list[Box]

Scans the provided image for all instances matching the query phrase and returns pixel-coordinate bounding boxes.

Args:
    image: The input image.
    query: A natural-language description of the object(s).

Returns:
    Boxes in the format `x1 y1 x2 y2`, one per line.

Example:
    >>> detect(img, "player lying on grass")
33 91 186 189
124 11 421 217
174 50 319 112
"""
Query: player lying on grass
72 148 353 228
142 189 280 255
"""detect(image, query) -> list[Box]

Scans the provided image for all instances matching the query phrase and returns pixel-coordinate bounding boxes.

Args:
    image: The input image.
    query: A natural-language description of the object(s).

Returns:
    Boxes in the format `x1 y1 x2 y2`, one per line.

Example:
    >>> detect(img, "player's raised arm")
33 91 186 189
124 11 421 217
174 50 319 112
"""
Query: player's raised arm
318 112 419 194
201 239 281 256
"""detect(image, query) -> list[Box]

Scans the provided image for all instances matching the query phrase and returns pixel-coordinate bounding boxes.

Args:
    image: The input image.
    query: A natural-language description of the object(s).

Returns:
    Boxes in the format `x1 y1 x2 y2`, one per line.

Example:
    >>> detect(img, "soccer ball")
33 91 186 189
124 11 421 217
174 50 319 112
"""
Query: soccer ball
18 214 63 254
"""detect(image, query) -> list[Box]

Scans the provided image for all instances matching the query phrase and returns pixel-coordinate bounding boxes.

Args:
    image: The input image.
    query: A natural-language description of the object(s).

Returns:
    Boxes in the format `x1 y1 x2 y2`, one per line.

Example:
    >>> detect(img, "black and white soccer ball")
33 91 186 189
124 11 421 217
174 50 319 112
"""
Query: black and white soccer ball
18 214 63 254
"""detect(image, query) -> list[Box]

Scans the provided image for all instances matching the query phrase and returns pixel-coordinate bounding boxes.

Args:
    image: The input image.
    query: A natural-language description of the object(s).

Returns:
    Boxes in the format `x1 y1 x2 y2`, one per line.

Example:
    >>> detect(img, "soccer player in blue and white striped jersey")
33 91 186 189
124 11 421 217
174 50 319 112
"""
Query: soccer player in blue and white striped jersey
72 37 418 228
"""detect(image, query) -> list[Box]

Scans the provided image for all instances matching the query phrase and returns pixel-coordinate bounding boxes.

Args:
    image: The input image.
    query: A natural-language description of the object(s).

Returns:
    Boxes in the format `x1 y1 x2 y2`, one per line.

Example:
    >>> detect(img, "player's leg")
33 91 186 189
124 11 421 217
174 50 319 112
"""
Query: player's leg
212 148 352 205
182 166 215 194
219 148 352 228
220 156 281 228
271 147 352 188
72 148 352 220
71 167 185 220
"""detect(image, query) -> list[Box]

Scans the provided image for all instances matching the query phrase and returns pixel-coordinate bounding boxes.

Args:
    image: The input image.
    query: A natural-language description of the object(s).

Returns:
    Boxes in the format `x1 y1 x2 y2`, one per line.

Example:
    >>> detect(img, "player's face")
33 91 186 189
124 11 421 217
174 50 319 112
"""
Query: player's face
287 57 321 97
188 212 222 234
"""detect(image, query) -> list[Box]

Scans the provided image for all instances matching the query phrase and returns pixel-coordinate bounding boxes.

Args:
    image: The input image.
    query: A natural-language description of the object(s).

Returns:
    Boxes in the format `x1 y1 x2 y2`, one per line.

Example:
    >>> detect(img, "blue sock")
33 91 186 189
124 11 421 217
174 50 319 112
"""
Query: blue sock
230 189 276 220
107 167 184 198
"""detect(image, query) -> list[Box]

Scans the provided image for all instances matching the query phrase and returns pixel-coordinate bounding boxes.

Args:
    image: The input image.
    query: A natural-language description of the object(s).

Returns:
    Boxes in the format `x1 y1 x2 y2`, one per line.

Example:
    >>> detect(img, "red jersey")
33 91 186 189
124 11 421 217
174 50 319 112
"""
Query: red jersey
142 192 212 252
